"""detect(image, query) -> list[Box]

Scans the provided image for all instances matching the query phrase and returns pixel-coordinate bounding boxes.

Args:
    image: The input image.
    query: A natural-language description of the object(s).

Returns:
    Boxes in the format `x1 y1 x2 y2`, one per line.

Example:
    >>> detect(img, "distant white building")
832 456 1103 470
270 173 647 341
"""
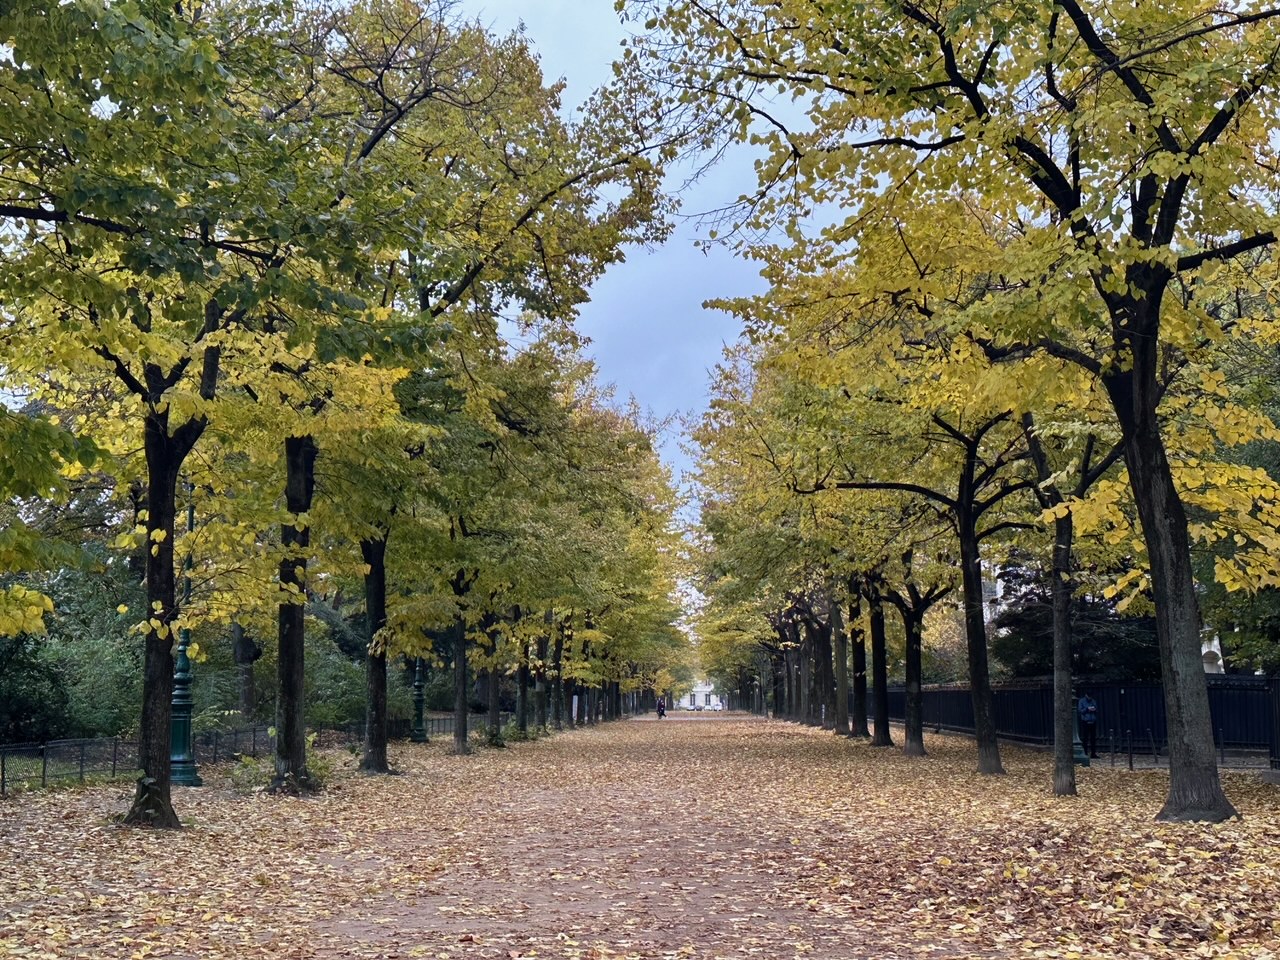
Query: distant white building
683 679 724 710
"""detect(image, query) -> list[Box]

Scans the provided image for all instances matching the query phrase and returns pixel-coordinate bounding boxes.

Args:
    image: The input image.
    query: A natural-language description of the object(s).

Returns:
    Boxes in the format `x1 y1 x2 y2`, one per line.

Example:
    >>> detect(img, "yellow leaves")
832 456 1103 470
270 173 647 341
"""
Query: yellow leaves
0 585 54 637
1041 501 1072 523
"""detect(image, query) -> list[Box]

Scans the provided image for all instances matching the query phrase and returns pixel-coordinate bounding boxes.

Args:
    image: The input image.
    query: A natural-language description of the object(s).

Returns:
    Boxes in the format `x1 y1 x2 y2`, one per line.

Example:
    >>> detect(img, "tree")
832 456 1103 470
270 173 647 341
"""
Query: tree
630 0 1280 821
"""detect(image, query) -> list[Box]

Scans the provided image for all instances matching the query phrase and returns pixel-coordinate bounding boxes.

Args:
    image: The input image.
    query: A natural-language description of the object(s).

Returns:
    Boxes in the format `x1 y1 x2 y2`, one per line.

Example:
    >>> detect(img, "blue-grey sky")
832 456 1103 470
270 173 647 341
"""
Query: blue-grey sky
461 0 764 486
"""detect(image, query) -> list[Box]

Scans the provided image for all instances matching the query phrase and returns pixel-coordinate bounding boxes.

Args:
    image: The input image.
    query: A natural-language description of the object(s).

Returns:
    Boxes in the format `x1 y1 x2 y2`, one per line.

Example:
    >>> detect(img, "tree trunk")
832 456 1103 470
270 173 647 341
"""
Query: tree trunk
271 434 318 794
771 653 785 718
1051 512 1077 796
1107 362 1235 820
901 604 926 757
850 598 870 737
551 621 565 731
487 666 504 747
232 622 261 724
123 413 188 827
452 613 470 755
360 534 390 773
516 644 530 736
868 585 893 748
819 618 836 729
535 625 550 730
799 624 813 724
957 502 1003 775
831 596 850 735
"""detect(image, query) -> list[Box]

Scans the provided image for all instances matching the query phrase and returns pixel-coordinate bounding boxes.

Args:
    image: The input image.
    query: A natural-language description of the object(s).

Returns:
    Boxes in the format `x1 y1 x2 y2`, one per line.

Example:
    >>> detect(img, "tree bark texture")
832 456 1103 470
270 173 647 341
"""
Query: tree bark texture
534 630 549 730
899 604 926 757
1051 513 1078 796
850 598 870 737
272 433 318 794
360 534 390 773
1107 360 1235 821
232 622 261 723
868 586 893 748
122 331 218 826
551 622 565 731
452 614 470 754
487 667 504 747
957 499 1003 775
124 411 187 827
830 596 850 735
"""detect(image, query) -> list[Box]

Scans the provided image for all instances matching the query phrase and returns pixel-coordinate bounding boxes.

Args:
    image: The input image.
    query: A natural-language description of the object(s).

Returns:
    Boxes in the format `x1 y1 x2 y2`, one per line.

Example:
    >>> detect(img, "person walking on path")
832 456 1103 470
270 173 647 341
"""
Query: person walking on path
656 697 666 719
1078 692 1099 759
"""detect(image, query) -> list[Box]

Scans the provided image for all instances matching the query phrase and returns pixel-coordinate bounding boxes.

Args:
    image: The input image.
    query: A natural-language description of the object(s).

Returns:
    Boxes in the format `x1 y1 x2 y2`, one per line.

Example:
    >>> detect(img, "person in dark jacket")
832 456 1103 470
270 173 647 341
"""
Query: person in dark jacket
1077 692 1099 758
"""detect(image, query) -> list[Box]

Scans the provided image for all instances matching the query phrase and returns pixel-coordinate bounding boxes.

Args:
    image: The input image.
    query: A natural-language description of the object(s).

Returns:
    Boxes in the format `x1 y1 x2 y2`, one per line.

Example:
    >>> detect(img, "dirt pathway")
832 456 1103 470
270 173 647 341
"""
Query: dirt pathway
4 716 1280 959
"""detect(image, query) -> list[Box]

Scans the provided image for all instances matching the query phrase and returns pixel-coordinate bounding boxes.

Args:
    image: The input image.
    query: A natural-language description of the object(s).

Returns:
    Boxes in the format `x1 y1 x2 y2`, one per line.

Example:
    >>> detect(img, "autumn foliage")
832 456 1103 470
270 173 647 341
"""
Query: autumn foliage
3 718 1279 959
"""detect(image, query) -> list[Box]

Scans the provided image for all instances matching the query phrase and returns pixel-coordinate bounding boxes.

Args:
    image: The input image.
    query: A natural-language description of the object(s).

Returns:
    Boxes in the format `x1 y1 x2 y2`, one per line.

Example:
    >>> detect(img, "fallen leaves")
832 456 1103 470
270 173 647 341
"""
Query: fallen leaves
1 718 1279 958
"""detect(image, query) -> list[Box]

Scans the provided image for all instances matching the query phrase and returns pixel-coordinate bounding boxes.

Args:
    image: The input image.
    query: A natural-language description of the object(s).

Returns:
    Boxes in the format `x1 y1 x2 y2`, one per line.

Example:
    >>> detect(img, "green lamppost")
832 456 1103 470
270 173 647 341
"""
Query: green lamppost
1071 694 1090 768
410 656 427 743
170 484 202 786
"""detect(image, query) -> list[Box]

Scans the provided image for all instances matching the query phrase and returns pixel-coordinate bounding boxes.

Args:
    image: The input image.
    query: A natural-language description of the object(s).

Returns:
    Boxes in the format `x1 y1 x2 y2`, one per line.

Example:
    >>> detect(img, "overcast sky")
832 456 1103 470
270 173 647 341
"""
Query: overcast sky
460 0 764 488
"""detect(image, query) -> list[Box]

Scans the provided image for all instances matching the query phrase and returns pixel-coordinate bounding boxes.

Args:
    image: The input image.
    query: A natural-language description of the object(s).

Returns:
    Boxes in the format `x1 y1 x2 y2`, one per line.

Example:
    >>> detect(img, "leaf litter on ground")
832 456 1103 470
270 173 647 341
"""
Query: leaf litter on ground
2 717 1279 959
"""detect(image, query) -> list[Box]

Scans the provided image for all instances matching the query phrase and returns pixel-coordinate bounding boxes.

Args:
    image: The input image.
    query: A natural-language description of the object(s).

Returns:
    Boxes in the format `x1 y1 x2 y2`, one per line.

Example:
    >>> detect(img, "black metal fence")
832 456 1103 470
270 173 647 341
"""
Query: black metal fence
0 712 510 797
0 737 141 796
877 675 1280 768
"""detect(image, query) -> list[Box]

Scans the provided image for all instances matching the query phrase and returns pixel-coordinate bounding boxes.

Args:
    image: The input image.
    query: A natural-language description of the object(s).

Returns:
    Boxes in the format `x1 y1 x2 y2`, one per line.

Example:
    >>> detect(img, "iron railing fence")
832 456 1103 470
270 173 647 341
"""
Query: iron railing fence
872 675 1280 768
0 712 517 796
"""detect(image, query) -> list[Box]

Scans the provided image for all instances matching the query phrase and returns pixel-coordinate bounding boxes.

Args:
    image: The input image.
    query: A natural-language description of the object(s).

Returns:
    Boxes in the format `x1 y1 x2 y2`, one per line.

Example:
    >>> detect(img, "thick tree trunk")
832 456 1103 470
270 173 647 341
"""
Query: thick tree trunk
957 503 1003 774
1107 363 1235 821
123 414 187 827
868 586 893 748
452 614 470 755
1051 513 1077 796
831 597 850 735
232 622 261 723
901 605 926 757
271 434 318 794
360 535 390 773
849 599 870 737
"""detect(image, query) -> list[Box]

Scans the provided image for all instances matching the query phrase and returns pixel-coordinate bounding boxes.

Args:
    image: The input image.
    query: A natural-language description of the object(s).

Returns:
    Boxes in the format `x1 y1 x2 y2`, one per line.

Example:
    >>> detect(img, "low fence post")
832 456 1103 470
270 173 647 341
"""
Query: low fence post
1 749 6 797
79 741 86 783
1109 728 1115 768
111 738 119 777
1127 729 1133 771
41 747 47 788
